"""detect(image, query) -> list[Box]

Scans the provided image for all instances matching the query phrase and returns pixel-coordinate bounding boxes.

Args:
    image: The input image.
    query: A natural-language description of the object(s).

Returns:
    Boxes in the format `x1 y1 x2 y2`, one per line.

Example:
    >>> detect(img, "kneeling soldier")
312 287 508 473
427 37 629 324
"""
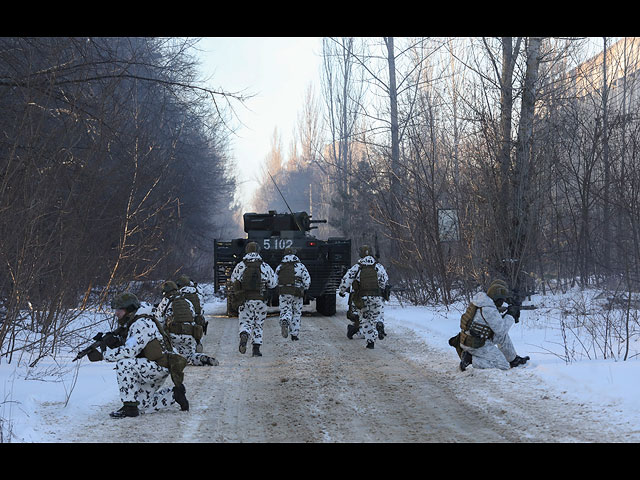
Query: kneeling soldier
105 292 189 418
155 281 218 366
449 280 529 371
176 274 208 353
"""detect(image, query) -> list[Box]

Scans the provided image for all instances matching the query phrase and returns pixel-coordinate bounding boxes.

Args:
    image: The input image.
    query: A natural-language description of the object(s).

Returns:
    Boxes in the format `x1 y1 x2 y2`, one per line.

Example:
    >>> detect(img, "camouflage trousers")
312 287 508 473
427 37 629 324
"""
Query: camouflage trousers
238 299 267 345
113 357 175 413
357 296 384 344
279 294 303 337
350 305 385 340
170 333 215 366
460 332 517 370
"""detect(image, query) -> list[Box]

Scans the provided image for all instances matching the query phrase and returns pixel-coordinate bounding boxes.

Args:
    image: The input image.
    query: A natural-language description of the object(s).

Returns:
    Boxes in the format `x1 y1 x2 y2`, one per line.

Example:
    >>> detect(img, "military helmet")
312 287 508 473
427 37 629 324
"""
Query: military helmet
162 280 179 294
283 247 295 256
110 292 141 311
488 279 508 290
176 274 191 288
359 245 373 258
487 283 510 301
245 241 259 253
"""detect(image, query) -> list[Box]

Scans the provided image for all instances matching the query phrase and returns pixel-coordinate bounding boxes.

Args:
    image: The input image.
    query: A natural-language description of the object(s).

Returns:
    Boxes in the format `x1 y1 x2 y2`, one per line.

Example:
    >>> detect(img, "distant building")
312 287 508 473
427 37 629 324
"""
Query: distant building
567 37 640 115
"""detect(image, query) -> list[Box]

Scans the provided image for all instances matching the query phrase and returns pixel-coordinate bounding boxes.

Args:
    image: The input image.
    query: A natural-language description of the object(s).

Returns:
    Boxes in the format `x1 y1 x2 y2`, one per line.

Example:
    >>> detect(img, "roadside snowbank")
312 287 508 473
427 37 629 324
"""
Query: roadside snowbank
2 285 639 442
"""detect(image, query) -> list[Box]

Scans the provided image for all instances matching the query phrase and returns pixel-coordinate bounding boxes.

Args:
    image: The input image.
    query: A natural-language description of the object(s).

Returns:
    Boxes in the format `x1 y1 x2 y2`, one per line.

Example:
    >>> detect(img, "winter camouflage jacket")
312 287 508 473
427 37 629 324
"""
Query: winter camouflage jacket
275 254 311 291
154 294 196 328
468 291 516 342
230 252 278 293
338 255 389 296
179 284 204 313
103 304 169 362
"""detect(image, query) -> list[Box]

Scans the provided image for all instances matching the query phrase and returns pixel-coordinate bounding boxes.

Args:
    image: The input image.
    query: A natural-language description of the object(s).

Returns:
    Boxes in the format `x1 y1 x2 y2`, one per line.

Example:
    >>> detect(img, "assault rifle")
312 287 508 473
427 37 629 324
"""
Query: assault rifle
72 326 126 362
498 291 537 323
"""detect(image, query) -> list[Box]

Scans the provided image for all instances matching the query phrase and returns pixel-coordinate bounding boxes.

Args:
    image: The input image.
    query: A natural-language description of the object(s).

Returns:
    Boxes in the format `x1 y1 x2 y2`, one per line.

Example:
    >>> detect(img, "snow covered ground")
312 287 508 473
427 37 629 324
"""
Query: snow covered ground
2 284 640 442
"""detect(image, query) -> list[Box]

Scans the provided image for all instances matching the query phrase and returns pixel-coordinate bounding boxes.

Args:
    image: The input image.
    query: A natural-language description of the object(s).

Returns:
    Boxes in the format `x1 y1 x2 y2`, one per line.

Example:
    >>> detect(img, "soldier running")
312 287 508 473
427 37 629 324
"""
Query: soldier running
275 247 311 341
230 242 277 356
338 245 389 349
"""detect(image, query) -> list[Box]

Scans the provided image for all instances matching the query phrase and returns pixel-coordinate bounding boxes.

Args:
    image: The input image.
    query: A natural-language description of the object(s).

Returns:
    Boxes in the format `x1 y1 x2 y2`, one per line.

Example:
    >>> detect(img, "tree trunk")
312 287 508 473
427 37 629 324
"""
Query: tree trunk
512 37 542 292
386 37 401 224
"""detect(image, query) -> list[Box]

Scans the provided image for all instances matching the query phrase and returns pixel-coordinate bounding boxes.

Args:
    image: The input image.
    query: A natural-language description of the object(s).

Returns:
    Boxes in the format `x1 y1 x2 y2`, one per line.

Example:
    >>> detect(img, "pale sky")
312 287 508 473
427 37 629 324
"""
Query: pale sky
193 37 324 211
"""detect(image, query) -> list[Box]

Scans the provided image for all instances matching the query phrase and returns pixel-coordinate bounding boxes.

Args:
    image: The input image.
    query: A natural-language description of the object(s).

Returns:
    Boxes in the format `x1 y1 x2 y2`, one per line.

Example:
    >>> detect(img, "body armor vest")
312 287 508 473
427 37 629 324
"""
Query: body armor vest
168 295 193 323
164 295 202 339
458 304 494 348
183 291 202 315
357 264 381 297
183 290 206 329
351 263 381 309
278 262 303 297
242 260 265 300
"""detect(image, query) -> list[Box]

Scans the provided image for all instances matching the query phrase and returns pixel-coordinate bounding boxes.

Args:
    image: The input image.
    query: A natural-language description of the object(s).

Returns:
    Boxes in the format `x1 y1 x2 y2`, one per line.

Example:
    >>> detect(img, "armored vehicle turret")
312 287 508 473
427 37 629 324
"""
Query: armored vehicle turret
214 210 351 316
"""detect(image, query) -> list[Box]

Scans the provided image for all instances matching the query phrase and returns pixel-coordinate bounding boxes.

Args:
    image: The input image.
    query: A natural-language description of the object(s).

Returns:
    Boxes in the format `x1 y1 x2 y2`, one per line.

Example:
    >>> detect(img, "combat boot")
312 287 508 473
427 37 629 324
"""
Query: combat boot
239 332 248 354
281 322 289 338
509 355 530 368
252 343 262 357
376 321 386 340
347 323 357 339
366 340 374 349
290 335 299 341
172 384 189 411
110 402 139 418
459 351 472 372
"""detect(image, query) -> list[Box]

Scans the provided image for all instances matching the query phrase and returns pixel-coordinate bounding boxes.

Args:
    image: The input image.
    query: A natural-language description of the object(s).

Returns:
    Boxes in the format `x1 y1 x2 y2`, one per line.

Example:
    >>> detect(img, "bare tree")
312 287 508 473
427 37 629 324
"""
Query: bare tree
0 37 240 364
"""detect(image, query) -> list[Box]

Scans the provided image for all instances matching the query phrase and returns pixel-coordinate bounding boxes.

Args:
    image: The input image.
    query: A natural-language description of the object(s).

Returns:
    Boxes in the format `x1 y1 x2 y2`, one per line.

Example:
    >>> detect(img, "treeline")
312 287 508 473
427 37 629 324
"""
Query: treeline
0 37 239 362
253 37 640 305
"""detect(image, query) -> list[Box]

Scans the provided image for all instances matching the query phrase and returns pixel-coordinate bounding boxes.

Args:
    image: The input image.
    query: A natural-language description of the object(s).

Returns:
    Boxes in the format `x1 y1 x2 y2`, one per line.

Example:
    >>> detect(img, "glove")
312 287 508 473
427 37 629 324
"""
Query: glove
87 349 104 362
506 305 520 323
338 291 346 297
101 332 122 351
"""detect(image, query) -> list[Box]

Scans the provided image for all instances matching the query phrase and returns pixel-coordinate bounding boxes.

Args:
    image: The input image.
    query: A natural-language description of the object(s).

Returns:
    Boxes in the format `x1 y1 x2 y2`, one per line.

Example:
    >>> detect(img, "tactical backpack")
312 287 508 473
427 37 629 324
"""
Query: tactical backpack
164 294 203 341
458 304 494 349
183 290 202 315
182 289 207 330
278 262 304 297
352 263 381 309
241 260 265 300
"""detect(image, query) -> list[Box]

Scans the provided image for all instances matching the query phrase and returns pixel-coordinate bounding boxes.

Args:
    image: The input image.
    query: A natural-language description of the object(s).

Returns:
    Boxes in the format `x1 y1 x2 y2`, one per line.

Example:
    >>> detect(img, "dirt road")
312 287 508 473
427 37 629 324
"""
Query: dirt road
56 308 628 443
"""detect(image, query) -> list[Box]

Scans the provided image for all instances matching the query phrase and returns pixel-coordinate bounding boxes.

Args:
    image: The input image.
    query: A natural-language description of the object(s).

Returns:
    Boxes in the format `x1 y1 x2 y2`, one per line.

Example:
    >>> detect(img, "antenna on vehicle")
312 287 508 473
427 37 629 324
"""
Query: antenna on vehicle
267 170 304 232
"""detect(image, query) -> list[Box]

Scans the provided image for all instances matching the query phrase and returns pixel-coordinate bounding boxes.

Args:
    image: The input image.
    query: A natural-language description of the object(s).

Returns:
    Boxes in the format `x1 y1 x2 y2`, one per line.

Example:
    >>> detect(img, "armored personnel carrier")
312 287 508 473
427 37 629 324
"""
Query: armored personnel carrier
214 210 351 316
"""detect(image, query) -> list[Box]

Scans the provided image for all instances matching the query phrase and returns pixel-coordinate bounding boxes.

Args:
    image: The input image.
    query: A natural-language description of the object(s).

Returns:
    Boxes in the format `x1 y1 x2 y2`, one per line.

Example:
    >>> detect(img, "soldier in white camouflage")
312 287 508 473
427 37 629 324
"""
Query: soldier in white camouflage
338 245 389 349
452 280 530 371
230 242 277 356
176 274 208 352
104 292 189 418
275 247 311 341
155 281 218 366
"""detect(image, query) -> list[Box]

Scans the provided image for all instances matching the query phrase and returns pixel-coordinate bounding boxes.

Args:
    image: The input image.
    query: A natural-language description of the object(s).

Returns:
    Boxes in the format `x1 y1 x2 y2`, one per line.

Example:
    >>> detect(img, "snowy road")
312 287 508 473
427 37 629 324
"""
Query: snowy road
53 309 627 443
